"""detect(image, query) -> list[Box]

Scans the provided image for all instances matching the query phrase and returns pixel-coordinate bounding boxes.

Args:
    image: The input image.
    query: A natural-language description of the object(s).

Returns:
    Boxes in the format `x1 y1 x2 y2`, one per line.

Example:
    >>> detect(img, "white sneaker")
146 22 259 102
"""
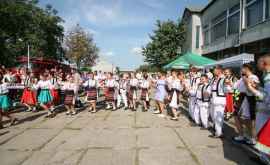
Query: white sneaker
158 114 165 118
233 136 245 142
153 110 160 114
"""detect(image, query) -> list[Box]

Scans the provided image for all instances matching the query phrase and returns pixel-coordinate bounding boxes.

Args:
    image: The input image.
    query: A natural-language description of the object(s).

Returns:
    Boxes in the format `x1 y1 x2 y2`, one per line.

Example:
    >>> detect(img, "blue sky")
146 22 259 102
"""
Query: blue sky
39 0 209 70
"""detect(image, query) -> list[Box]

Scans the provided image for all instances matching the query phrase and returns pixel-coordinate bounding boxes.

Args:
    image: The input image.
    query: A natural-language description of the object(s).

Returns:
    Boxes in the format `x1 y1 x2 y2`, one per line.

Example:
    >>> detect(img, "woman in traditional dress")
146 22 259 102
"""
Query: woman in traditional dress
140 73 151 111
168 71 182 121
49 72 60 106
0 77 18 128
224 68 238 120
128 73 139 111
35 74 54 118
105 72 117 110
62 75 77 115
83 72 98 113
21 71 37 112
153 72 167 118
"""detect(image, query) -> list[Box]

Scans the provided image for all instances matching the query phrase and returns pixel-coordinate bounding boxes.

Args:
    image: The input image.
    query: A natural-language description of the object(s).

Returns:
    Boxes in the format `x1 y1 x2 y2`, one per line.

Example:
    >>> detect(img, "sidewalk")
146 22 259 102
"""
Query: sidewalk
0 102 261 165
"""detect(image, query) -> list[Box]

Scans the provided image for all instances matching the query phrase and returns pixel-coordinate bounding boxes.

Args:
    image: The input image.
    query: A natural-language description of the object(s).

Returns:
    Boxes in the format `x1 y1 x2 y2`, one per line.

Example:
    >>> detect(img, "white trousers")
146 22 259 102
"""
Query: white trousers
117 89 128 107
189 97 196 120
194 100 210 128
210 97 226 136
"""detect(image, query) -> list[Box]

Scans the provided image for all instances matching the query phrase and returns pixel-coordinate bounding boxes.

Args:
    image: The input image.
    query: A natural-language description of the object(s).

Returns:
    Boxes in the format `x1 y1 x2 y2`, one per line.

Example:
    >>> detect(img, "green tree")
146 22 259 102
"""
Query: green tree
0 0 64 66
136 64 160 72
65 24 99 69
142 20 185 68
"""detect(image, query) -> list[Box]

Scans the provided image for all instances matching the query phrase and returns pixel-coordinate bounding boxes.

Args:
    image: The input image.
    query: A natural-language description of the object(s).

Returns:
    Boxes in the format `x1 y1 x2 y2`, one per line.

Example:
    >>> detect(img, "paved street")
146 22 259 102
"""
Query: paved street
0 106 259 165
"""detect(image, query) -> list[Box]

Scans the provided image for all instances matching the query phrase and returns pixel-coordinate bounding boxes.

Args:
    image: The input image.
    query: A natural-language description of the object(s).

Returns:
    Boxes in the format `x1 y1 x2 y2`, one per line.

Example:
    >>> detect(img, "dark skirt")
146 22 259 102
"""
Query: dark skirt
105 87 115 101
141 88 148 101
64 90 75 105
87 87 97 101
128 86 137 100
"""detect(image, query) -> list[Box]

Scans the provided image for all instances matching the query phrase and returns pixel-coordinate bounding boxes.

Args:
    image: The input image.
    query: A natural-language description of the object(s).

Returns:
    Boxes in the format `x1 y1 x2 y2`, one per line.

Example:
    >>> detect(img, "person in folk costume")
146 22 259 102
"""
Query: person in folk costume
223 68 237 120
128 72 139 111
105 72 118 110
117 73 129 110
165 70 173 103
232 64 259 145
178 71 190 99
246 55 270 164
21 71 37 112
57 71 65 105
168 71 182 121
0 77 19 129
153 72 167 117
83 72 98 113
48 72 60 106
140 73 151 112
193 74 211 128
35 74 55 118
209 65 229 138
187 66 200 121
62 75 77 115
71 69 83 108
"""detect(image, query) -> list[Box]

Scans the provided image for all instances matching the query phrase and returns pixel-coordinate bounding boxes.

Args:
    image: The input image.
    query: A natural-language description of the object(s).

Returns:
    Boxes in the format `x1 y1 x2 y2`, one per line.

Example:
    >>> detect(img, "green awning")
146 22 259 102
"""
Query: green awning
163 52 216 70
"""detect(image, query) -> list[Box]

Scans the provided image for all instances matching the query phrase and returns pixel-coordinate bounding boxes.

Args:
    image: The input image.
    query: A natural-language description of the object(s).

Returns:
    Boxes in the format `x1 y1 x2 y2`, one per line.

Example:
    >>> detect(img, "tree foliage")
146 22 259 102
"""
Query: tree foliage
0 0 65 66
142 20 185 68
65 24 99 69
136 64 161 73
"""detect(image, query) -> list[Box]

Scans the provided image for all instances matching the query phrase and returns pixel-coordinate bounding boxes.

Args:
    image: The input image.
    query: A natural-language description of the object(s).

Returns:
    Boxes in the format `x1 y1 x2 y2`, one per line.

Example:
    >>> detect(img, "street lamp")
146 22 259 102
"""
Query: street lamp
18 38 30 69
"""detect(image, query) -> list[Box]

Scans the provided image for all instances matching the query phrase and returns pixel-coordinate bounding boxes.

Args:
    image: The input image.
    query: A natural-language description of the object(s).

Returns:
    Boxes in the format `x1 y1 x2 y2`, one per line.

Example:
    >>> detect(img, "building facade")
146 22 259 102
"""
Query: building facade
182 0 270 60
182 7 204 55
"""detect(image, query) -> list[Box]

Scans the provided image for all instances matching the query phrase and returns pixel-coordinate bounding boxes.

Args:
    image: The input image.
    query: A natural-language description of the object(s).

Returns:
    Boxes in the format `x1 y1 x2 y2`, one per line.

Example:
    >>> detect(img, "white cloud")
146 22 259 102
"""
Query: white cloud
131 47 143 56
64 0 152 27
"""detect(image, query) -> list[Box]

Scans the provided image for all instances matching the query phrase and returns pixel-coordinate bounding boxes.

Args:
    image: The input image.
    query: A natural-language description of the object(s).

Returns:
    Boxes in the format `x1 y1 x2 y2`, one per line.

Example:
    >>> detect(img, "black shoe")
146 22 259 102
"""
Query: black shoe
209 134 224 139
0 124 4 129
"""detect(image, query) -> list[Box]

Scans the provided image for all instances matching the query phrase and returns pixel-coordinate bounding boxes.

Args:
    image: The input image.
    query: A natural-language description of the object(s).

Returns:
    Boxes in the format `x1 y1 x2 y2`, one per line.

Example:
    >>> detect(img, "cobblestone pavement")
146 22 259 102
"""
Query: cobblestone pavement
0 106 259 165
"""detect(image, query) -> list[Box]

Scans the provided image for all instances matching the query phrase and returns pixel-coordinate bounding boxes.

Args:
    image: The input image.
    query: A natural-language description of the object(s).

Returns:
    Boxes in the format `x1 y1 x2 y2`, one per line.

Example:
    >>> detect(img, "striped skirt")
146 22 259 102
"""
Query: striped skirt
105 87 115 101
64 90 75 105
87 87 97 101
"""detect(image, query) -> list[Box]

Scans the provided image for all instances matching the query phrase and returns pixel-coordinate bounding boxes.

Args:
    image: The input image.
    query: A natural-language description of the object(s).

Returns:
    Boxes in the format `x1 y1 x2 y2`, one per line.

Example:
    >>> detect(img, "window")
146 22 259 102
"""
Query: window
196 26 200 48
228 4 240 35
267 0 270 19
203 25 210 45
211 11 227 41
246 0 264 27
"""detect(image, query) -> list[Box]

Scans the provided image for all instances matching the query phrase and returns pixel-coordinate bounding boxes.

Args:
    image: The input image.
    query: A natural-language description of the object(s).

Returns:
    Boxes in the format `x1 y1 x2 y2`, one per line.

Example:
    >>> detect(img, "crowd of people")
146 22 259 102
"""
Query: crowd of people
0 54 269 163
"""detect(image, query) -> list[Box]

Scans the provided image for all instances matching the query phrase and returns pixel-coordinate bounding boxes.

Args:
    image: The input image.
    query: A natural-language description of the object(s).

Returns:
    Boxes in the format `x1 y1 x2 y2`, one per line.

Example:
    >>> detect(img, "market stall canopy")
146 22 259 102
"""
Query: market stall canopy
204 53 254 69
163 52 216 69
